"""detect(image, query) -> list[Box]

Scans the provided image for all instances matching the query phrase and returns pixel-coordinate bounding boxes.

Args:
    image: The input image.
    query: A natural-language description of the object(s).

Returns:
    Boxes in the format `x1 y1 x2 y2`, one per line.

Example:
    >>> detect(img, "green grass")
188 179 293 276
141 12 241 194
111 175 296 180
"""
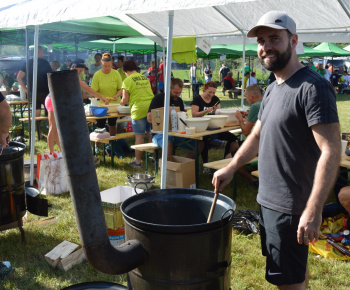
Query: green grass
1 89 350 289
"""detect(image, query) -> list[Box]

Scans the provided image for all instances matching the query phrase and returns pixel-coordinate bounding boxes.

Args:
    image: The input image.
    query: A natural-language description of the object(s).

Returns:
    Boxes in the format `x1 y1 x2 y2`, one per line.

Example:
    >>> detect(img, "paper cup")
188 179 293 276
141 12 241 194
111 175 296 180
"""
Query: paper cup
341 140 348 157
186 127 196 135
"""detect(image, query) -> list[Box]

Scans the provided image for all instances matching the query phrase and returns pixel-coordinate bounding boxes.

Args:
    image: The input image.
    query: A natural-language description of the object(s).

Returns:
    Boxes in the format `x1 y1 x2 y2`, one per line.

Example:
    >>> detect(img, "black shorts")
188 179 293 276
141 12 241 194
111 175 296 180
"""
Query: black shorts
259 205 309 286
96 117 117 128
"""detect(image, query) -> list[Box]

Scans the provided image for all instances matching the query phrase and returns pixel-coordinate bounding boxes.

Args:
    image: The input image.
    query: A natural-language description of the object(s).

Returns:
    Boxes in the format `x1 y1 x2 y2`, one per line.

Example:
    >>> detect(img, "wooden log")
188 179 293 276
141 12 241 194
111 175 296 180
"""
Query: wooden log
58 248 86 271
44 240 79 268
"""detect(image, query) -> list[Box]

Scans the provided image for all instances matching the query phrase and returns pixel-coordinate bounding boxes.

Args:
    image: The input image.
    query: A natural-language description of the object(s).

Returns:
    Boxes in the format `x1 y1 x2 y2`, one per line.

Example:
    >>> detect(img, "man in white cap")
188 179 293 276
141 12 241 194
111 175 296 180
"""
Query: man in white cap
213 11 340 289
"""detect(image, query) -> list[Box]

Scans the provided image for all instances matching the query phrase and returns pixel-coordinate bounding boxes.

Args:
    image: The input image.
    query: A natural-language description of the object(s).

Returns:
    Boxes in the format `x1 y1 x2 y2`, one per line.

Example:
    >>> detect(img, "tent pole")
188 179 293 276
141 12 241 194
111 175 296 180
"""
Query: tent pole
25 28 31 150
241 34 246 109
29 25 39 186
154 42 158 89
160 10 174 189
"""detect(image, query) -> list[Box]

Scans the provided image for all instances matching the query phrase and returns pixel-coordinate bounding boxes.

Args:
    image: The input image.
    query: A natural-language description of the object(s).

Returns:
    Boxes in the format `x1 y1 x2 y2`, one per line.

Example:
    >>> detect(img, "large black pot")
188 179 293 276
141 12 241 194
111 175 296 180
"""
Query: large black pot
121 188 235 290
0 141 26 225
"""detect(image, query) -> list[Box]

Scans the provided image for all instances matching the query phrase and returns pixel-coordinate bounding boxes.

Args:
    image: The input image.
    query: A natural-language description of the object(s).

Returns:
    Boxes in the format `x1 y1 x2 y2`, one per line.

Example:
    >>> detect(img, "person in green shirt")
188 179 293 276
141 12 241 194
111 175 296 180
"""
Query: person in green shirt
117 56 127 81
224 84 263 186
91 53 123 137
119 59 154 167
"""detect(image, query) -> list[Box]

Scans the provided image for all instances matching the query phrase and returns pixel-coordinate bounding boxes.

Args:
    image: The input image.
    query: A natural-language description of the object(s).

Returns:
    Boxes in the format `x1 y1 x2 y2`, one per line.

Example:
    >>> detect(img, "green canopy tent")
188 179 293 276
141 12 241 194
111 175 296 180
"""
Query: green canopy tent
313 42 350 57
313 42 350 73
78 37 163 54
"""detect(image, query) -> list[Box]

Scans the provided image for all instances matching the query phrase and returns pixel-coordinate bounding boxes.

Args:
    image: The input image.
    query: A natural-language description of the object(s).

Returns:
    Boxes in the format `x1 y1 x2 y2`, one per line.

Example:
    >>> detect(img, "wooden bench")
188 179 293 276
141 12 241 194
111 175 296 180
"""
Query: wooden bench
130 143 161 175
203 156 258 200
90 132 135 167
222 89 241 99
19 116 49 140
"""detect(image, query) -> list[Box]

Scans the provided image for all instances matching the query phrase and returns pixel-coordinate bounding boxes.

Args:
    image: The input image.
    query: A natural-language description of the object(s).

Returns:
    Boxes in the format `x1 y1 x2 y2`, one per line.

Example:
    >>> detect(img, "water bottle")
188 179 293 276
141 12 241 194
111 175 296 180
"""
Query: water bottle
171 105 178 132
341 238 350 246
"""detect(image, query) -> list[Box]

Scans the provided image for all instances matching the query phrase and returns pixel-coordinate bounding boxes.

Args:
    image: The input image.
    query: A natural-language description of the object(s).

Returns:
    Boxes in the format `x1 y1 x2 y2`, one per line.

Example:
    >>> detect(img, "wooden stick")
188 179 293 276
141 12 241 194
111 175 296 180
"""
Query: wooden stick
207 192 219 223
0 147 4 155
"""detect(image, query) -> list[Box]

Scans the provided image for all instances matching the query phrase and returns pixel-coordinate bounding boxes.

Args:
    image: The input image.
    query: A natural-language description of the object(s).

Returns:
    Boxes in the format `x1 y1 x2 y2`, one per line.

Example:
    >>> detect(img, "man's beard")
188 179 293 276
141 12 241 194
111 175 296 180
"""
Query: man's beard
259 42 292 72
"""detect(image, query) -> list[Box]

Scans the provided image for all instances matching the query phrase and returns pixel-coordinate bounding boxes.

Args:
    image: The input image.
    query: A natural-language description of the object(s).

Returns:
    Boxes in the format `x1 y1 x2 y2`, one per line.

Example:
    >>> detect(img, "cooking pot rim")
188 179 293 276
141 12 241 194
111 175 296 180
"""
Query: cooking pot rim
0 141 26 161
121 188 236 233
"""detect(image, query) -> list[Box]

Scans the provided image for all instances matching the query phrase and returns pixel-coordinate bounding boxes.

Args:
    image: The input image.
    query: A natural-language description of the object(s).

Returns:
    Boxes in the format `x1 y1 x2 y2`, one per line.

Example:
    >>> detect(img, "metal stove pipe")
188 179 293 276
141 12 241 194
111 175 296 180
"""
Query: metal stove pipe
48 70 147 275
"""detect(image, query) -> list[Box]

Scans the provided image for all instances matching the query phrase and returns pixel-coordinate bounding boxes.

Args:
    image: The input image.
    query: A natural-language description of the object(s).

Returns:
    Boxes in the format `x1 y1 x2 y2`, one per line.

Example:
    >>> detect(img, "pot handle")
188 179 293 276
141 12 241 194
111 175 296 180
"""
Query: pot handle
221 209 234 224
134 182 148 194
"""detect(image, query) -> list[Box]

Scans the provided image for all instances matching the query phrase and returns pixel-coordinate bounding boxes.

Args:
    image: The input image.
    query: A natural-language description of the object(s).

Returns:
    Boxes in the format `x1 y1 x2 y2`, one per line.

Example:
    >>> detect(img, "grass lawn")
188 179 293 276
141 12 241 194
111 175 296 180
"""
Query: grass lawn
1 89 350 289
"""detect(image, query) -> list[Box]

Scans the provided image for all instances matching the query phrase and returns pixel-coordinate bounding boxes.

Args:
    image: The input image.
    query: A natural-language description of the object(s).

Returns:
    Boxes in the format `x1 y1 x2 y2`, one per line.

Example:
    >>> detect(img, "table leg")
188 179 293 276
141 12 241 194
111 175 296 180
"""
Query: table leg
20 103 24 136
110 141 114 168
36 121 40 140
155 149 159 176
195 140 199 188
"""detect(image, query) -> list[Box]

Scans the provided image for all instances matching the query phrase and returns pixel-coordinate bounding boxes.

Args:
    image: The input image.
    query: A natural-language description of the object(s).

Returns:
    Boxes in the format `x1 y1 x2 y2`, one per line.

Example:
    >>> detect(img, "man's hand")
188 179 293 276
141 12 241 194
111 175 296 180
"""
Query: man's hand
297 207 322 245
0 133 10 148
212 167 234 194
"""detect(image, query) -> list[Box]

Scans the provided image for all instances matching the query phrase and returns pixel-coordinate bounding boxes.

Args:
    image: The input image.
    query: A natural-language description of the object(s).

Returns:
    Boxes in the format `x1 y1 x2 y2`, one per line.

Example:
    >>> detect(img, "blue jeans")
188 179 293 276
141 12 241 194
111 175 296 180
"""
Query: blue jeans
132 117 151 134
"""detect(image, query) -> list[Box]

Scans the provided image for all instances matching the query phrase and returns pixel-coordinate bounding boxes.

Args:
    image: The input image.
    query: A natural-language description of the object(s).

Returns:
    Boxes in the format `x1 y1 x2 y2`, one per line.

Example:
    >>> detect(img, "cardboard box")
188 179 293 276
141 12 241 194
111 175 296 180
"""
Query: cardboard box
151 106 180 132
160 156 196 188
100 186 143 230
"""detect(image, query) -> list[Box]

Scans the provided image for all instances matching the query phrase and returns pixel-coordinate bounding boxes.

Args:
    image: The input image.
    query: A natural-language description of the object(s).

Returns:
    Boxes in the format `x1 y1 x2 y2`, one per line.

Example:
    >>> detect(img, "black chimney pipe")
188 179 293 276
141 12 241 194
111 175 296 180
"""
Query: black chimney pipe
47 70 148 274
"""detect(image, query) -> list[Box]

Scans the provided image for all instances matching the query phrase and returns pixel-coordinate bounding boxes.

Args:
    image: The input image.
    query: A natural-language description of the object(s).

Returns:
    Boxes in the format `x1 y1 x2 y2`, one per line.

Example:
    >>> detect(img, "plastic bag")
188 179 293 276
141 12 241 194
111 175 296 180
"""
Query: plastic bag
38 157 69 194
309 213 350 261
232 210 260 234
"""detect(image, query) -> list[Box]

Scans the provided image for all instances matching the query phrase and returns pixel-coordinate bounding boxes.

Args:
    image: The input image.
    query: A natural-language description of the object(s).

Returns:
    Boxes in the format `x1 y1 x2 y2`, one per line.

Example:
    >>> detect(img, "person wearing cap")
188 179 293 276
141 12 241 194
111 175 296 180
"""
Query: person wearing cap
11 82 19 92
212 11 340 289
59 59 72 71
91 53 123 140
70 59 109 103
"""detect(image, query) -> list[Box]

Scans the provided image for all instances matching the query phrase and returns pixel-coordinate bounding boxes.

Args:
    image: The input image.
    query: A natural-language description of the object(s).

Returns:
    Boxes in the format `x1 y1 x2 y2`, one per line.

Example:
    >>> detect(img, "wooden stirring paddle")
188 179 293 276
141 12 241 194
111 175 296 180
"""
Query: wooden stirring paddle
207 190 219 223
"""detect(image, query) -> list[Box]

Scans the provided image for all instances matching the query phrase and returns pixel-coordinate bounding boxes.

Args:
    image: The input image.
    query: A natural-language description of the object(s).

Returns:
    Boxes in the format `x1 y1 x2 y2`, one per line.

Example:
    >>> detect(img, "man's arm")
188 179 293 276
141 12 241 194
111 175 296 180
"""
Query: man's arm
17 71 27 93
297 122 341 245
0 99 12 147
235 110 254 136
212 120 261 193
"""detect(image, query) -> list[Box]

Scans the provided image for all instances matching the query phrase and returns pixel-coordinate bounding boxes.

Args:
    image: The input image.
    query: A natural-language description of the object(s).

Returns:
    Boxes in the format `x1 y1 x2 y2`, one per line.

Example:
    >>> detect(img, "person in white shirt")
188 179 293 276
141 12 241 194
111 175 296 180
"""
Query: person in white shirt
247 72 258 87
189 62 196 83
324 64 332 82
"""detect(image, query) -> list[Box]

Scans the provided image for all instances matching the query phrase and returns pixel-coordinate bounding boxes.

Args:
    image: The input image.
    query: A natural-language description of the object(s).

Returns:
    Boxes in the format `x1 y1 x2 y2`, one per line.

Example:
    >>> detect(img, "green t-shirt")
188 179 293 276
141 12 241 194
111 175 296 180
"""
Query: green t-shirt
91 69 122 102
122 72 154 120
117 68 127 81
247 99 262 123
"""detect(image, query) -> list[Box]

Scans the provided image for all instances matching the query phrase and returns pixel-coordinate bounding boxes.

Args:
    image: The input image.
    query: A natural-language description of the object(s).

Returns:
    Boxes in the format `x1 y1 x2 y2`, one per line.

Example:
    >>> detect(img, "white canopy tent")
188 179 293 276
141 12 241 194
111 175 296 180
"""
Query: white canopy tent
2 0 350 188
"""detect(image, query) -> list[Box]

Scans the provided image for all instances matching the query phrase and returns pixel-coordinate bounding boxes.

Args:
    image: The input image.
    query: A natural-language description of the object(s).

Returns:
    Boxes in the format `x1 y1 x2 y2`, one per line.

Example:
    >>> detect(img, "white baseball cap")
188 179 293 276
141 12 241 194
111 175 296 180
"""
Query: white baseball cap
247 11 296 37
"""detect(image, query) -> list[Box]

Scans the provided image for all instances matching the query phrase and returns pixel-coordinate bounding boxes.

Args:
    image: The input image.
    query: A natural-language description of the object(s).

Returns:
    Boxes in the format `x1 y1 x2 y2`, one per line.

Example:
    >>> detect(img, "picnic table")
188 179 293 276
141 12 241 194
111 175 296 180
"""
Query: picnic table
168 124 241 188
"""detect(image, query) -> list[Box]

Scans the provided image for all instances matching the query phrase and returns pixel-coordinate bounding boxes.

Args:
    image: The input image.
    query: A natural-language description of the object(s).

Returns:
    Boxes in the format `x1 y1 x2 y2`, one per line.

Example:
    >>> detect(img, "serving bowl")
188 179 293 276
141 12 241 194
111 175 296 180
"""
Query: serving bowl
99 103 119 113
184 117 210 133
90 106 108 117
117 106 131 114
206 115 228 129
216 108 238 122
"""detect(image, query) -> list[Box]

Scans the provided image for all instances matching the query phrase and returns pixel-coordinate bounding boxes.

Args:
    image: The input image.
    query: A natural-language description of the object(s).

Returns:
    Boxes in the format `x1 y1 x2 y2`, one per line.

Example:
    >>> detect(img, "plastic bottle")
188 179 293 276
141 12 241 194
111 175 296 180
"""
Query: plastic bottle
171 105 178 132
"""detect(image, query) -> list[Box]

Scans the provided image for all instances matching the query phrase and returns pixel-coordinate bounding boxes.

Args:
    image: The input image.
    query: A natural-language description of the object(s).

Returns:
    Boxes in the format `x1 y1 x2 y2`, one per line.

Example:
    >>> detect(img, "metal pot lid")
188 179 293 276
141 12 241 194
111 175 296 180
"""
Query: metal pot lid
0 141 26 161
